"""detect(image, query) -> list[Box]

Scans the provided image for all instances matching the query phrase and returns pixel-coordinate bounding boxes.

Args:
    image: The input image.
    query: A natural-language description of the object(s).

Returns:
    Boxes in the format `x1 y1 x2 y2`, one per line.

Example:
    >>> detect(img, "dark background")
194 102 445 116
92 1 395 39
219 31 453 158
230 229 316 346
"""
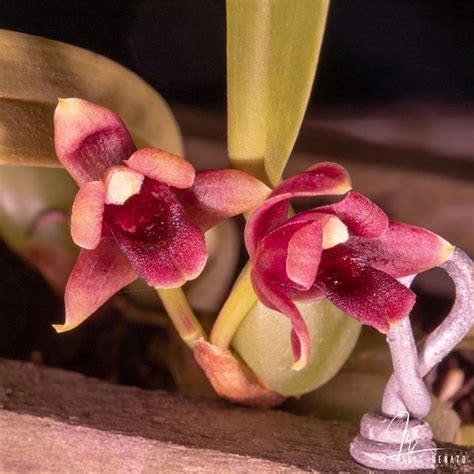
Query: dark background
1 0 473 107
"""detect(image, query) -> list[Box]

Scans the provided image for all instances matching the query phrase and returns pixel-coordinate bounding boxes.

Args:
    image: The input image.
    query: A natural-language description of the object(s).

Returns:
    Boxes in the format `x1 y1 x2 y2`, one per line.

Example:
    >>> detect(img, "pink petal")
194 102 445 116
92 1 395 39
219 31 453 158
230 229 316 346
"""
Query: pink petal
284 212 349 249
70 181 105 250
315 245 416 332
246 197 291 259
106 180 207 288
271 162 352 198
54 98 136 184
168 214 208 282
286 221 323 289
348 221 455 278
245 162 351 258
317 192 388 237
125 148 195 189
176 169 271 231
53 239 137 333
256 219 321 290
251 269 311 370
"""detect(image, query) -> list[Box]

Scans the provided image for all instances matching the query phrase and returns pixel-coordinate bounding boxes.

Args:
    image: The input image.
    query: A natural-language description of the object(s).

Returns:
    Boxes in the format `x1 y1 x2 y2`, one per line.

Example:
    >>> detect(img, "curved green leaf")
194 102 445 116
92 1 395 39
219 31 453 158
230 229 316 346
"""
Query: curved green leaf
0 29 182 167
227 0 329 185
232 298 361 396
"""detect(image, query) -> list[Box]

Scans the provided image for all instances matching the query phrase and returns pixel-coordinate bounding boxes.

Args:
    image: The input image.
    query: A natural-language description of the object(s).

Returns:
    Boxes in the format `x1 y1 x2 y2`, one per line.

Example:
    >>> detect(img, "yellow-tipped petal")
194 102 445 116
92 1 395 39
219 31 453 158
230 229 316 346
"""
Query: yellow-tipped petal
438 238 455 265
71 181 105 250
334 181 352 195
291 354 308 372
126 148 195 189
52 321 81 334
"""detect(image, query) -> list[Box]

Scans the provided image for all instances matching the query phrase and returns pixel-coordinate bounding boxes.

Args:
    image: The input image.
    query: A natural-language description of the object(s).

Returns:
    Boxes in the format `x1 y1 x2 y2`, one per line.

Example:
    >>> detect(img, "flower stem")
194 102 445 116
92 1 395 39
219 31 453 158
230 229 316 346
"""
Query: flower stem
210 263 258 350
156 287 206 347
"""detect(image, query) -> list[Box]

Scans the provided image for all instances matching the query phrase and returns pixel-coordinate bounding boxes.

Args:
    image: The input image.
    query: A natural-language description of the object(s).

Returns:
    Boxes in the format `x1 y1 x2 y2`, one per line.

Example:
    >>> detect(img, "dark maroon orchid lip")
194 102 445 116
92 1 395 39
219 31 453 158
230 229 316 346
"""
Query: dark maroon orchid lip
104 175 208 289
53 98 270 332
245 164 454 370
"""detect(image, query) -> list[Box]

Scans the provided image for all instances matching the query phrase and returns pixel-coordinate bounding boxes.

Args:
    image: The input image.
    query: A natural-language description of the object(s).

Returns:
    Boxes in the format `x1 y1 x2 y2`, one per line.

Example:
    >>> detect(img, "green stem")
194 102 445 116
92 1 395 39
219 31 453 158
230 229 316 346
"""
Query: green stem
210 263 258 350
156 287 206 347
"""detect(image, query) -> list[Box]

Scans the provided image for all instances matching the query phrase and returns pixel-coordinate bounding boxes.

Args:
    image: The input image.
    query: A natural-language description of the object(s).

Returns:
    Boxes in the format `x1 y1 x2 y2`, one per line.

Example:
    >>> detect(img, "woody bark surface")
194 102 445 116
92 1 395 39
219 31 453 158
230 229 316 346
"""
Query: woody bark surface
0 358 363 472
1 359 472 472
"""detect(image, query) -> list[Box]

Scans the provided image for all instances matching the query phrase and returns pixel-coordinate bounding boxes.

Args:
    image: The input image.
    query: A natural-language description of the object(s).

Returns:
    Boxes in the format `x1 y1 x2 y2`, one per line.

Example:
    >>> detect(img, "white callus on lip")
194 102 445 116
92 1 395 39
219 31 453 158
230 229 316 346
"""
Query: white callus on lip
104 166 144 205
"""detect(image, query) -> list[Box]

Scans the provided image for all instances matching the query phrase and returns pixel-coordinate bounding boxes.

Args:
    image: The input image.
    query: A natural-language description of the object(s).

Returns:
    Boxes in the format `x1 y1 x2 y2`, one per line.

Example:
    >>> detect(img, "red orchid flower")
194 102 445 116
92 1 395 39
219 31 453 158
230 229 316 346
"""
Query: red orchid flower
53 98 269 332
245 162 454 370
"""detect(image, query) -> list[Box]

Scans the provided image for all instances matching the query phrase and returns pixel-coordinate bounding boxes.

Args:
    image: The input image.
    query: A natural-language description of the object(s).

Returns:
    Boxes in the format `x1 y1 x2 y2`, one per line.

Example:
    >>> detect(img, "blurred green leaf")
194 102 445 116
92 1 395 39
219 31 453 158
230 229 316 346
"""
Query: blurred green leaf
457 327 474 350
427 397 462 443
287 370 387 421
0 166 77 292
227 0 329 185
0 29 182 167
456 425 474 446
232 299 361 396
287 370 461 443
343 326 394 375
0 166 77 251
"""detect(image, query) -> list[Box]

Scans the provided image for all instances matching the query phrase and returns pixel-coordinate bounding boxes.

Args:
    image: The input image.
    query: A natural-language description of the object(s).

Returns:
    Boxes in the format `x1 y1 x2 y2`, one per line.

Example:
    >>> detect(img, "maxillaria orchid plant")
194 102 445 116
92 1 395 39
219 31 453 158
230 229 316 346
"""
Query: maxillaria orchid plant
0 0 472 469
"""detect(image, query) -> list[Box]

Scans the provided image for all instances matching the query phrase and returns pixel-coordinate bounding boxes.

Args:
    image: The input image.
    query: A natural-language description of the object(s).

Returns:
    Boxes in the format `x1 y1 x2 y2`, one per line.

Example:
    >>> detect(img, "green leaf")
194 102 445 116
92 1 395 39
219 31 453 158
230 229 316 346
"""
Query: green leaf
0 29 182 167
232 298 361 396
227 0 329 185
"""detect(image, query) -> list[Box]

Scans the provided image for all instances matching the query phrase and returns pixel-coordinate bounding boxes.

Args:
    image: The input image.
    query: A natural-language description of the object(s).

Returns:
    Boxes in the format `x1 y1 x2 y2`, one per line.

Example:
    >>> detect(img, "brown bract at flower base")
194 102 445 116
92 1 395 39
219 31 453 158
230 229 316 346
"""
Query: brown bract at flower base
52 98 270 333
193 338 285 408
245 162 455 371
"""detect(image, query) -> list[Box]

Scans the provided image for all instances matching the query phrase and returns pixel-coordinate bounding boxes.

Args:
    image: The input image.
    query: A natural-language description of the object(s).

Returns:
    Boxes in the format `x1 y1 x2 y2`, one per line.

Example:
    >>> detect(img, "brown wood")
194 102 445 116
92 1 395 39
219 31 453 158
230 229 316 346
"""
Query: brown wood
0 358 364 472
0 359 473 472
